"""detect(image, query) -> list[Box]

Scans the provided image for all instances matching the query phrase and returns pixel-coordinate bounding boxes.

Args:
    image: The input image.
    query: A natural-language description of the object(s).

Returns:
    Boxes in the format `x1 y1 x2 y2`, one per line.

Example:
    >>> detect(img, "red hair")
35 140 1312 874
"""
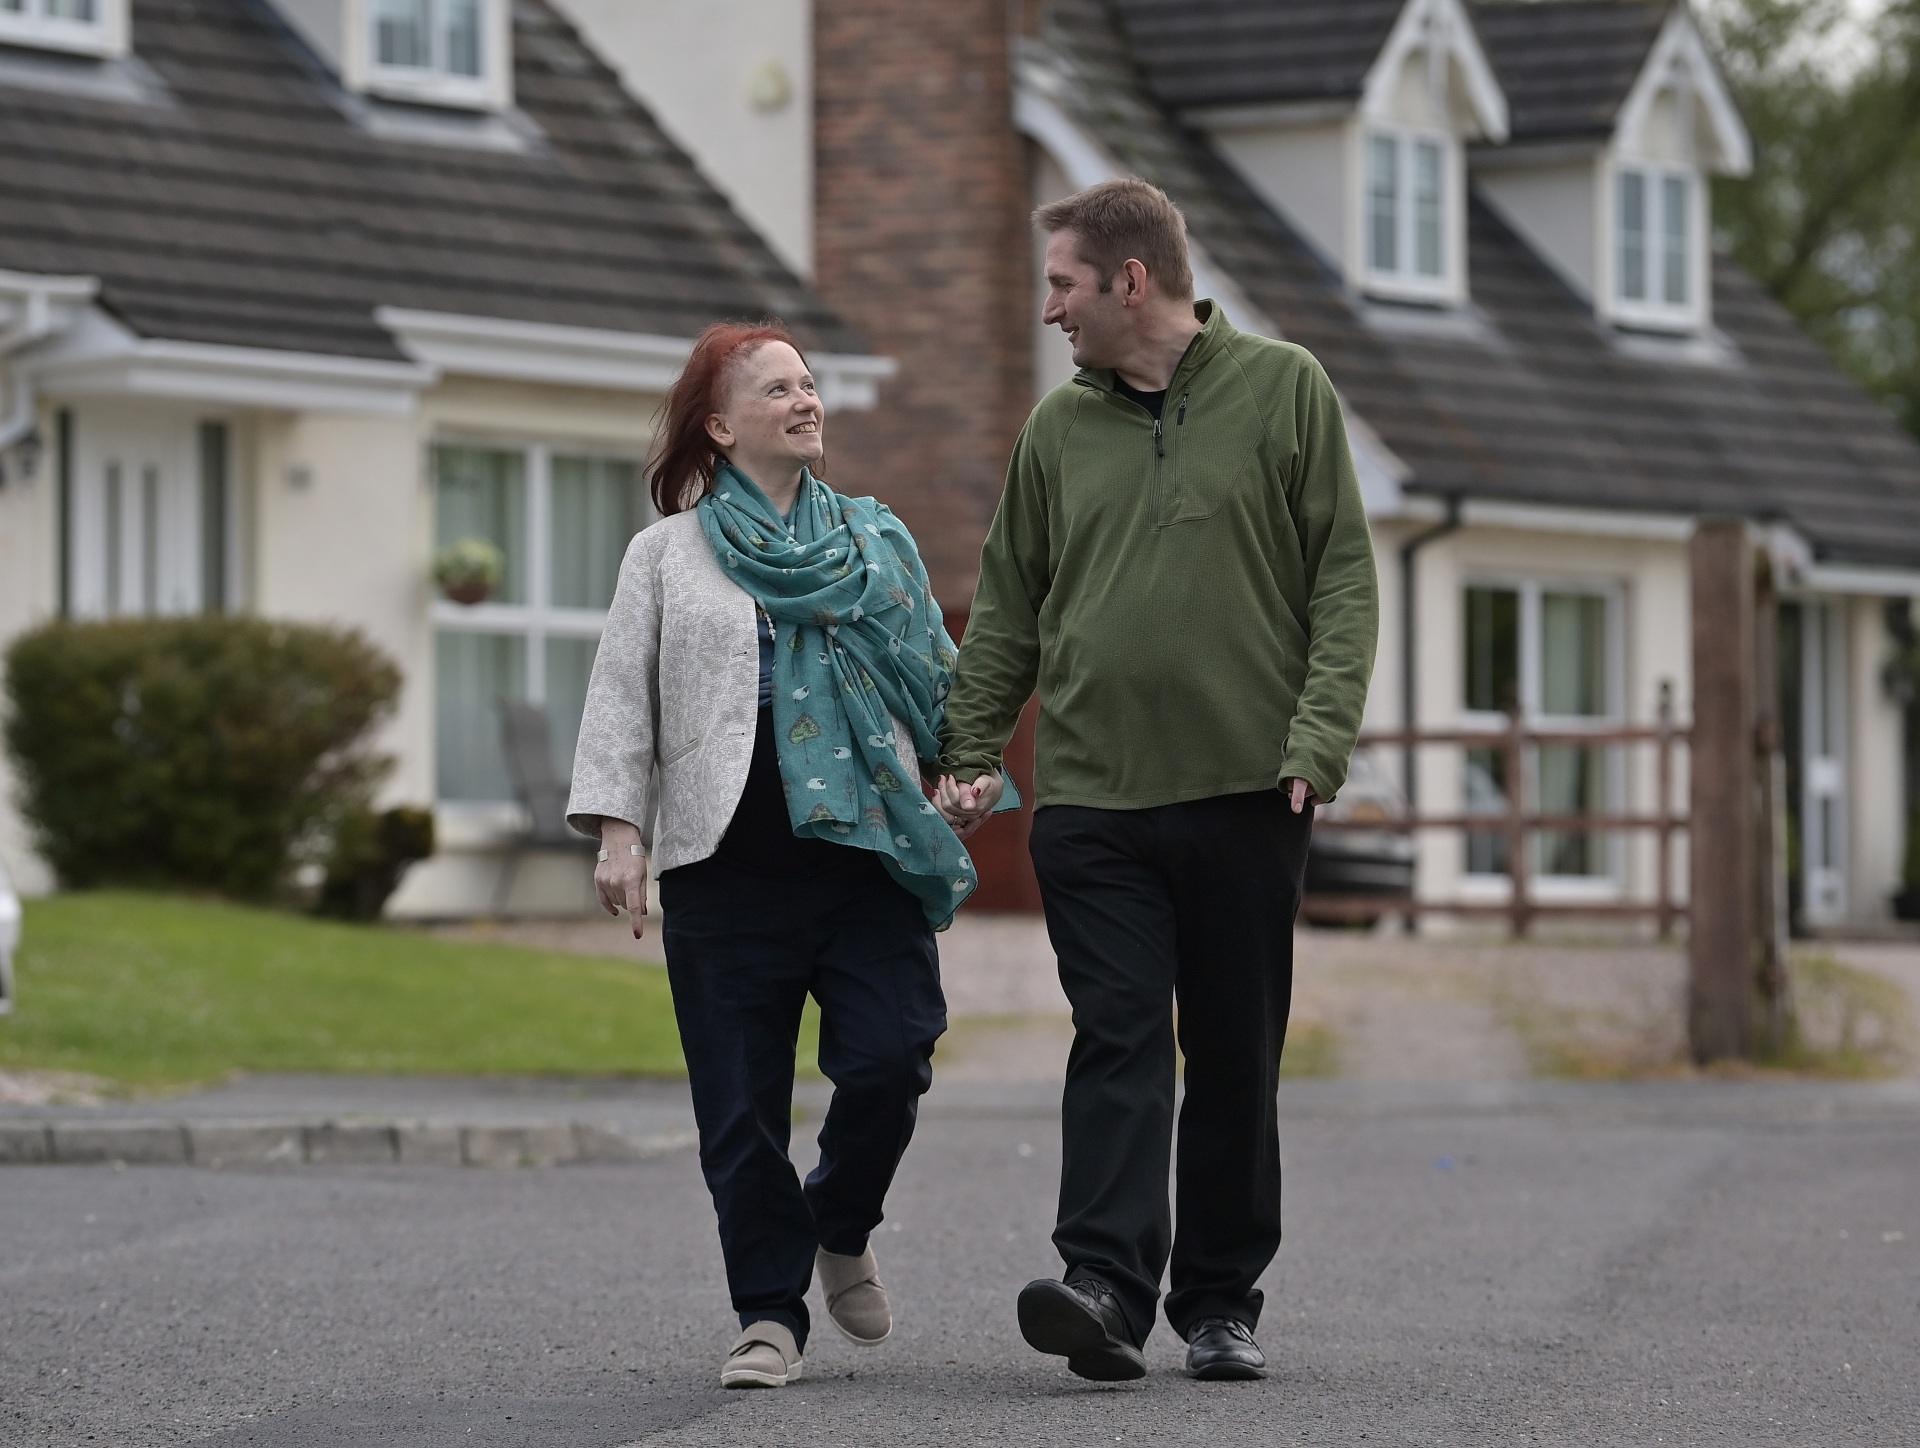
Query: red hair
649 320 810 516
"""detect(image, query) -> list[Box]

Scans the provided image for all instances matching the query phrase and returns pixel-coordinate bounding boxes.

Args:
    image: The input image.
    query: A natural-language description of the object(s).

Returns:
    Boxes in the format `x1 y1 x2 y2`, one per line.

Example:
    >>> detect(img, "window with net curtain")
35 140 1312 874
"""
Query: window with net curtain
0 1 98 18
372 0 482 77
1463 584 1616 878
434 443 653 803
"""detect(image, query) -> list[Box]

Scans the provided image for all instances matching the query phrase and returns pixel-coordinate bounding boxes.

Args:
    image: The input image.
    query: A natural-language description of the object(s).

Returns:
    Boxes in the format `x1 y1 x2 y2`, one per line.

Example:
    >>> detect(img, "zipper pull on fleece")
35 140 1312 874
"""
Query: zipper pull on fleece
1177 394 1189 426
1152 415 1165 458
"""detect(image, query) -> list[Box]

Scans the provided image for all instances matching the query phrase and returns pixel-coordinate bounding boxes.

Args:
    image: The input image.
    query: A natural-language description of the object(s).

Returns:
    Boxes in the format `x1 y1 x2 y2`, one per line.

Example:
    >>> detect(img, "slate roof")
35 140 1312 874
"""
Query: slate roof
1035 0 1920 568
1471 0 1670 142
1107 0 1406 112
0 0 863 362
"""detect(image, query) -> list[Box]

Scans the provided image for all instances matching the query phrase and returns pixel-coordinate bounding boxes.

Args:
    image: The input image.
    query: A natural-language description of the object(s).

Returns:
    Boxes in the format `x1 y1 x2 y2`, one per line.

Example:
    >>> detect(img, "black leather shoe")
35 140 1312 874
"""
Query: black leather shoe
1016 1277 1147 1381
1185 1317 1266 1380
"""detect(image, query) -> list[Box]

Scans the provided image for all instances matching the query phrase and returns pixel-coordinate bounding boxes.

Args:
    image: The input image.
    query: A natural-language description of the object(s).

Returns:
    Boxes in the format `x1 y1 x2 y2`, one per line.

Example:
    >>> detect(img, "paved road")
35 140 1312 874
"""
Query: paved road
5 1082 1918 1447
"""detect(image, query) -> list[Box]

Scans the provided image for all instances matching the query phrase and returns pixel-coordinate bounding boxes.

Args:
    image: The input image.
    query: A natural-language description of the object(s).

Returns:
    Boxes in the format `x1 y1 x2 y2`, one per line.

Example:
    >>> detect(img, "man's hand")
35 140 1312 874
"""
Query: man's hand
1282 777 1322 814
936 772 1003 839
594 821 650 941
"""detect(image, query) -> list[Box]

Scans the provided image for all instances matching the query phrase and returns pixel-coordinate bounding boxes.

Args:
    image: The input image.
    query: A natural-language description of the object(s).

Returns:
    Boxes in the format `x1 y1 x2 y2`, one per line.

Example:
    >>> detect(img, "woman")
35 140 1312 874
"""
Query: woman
567 321 993 1390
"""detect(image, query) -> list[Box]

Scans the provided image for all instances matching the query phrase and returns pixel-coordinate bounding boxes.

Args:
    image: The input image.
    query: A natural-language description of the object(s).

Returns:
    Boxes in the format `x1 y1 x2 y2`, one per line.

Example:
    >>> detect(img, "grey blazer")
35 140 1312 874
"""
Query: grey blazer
566 510 923 871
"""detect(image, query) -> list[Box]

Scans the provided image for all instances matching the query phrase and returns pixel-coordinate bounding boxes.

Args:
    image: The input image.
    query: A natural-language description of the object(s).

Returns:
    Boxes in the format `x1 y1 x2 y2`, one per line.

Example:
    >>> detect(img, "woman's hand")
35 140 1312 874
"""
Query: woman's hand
595 820 651 940
936 773 1003 840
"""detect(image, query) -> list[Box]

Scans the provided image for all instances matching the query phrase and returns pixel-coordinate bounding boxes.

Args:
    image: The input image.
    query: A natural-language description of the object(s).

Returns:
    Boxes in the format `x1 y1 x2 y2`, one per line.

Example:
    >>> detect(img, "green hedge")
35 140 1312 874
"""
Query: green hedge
3 616 401 900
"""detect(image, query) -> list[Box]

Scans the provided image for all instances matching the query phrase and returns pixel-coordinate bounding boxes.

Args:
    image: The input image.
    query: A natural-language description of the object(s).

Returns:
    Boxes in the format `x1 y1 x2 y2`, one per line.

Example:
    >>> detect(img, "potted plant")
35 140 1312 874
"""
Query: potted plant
433 538 503 606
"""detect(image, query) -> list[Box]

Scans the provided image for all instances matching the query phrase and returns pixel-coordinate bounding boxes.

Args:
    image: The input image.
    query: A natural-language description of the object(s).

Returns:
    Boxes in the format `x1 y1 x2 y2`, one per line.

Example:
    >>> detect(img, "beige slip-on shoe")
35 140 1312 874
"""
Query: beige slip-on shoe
816 1245 892 1346
719 1320 804 1388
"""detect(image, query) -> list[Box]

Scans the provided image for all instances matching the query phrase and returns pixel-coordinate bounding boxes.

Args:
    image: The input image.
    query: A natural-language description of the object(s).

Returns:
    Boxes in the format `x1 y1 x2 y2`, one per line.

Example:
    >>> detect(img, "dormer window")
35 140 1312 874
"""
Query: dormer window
1612 162 1702 330
364 0 504 110
0 0 127 59
374 0 479 81
1367 129 1450 296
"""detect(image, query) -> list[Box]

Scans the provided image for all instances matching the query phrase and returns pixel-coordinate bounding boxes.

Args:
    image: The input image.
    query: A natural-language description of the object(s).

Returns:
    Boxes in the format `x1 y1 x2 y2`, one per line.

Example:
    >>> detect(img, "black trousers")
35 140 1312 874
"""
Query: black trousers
659 709 945 1349
1028 788 1313 1346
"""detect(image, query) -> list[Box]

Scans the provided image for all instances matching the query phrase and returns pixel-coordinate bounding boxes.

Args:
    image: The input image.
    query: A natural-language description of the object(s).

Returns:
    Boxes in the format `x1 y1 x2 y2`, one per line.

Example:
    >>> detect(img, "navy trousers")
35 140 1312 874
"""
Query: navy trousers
658 708 945 1348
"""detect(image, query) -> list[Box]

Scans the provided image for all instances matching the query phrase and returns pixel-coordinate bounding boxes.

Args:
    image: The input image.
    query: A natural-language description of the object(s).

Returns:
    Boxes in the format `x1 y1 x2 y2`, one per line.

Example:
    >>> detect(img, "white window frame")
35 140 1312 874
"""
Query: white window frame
365 0 498 111
1610 161 1706 332
1362 126 1458 305
1459 575 1629 891
430 435 652 812
0 0 126 59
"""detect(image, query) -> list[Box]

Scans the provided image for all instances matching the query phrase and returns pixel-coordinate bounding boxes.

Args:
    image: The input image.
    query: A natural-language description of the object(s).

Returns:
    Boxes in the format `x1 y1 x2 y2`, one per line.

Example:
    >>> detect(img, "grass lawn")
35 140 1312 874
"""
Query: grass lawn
0 891 718 1093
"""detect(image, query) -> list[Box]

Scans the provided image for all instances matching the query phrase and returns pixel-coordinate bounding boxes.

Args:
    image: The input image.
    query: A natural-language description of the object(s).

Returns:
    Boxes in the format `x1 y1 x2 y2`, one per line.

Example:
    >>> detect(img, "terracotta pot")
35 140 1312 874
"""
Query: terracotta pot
441 580 493 606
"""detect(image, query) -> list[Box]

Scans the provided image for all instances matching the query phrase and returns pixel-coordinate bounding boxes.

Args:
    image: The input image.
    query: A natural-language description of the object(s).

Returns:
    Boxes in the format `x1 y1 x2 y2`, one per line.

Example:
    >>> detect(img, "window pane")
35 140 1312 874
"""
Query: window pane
48 0 97 19
0 2 25 15
436 631 527 802
1618 170 1647 302
1465 745 1509 876
545 636 600 782
1414 140 1444 278
445 0 481 77
1539 591 1608 717
374 0 430 67
1463 586 1520 713
550 454 649 609
1661 174 1689 305
1537 743 1608 877
434 444 527 605
1368 135 1399 273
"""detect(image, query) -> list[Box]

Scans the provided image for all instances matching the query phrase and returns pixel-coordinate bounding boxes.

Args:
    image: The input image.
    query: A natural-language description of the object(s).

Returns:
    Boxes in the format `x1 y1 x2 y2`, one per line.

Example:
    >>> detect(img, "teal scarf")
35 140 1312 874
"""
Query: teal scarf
698 463 990 928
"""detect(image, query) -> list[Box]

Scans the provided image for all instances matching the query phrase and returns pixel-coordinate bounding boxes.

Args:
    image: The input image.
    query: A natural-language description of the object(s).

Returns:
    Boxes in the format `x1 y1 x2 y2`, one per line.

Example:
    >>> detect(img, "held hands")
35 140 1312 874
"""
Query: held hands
594 822 650 941
935 772 1004 839
1282 777 1322 813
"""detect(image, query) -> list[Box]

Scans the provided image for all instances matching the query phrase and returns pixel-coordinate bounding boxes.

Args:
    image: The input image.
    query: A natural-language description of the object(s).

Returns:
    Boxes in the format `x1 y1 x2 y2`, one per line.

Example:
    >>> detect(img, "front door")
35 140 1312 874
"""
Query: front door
67 404 231 618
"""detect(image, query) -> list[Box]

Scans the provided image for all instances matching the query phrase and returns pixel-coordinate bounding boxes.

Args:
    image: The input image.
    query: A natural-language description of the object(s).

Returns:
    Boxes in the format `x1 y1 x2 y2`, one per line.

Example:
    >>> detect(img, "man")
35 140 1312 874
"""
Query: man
935 178 1378 1382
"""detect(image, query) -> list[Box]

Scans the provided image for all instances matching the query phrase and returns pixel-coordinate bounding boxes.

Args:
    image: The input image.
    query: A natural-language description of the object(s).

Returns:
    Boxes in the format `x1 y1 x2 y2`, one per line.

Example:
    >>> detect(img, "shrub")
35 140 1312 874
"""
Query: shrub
3 616 402 900
315 804 436 921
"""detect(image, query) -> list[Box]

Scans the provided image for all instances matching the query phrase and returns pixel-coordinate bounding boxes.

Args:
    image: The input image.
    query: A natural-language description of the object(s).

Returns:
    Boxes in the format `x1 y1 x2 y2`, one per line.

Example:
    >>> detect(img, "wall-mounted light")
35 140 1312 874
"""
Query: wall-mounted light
286 462 315 490
0 424 42 489
747 59 792 113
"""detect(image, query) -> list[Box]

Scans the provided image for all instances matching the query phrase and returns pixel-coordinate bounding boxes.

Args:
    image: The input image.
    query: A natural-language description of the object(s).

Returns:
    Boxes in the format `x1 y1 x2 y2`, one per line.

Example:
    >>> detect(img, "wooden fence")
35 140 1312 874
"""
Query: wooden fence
1308 686 1689 938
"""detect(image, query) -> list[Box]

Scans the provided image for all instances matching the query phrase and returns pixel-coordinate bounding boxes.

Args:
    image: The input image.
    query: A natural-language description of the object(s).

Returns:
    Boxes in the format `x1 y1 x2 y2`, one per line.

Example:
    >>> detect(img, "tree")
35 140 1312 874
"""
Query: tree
1709 0 1920 437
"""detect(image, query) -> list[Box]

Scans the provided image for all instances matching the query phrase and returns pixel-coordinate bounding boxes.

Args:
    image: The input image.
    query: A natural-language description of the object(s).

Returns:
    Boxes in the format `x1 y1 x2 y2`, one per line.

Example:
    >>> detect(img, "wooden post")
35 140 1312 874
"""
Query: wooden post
1656 679 1676 942
1689 520 1758 1062
1504 700 1531 938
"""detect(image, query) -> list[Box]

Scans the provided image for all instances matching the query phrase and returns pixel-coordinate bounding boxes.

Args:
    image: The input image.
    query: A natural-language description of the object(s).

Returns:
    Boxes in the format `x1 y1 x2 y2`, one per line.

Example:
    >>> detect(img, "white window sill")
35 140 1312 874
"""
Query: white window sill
0 15 119 57
366 67 498 113
1361 272 1462 309
1611 301 1703 335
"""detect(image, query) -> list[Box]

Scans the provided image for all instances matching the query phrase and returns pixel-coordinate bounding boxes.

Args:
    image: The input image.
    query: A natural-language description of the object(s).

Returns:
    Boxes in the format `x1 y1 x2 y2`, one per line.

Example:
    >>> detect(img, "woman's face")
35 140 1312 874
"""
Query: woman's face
707 341 825 475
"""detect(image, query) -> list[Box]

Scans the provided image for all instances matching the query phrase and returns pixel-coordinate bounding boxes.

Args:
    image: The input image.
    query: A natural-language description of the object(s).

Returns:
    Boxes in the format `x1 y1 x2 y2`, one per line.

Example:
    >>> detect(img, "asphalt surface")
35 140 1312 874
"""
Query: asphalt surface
4 1081 1918 1447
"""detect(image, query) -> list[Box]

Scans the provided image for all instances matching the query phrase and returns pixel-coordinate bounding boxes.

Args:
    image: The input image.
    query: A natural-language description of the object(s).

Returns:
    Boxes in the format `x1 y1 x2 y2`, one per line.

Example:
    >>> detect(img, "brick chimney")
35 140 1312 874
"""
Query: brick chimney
815 0 1042 909
814 0 1035 611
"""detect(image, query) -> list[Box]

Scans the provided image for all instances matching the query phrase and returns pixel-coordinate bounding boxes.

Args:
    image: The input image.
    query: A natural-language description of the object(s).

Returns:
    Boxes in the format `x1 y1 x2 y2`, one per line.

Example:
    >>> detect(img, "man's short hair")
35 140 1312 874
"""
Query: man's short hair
1034 178 1195 301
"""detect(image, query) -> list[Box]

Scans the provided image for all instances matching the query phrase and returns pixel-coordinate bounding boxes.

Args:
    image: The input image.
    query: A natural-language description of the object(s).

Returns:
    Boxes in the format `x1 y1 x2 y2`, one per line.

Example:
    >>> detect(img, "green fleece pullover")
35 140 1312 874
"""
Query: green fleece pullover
939 302 1379 809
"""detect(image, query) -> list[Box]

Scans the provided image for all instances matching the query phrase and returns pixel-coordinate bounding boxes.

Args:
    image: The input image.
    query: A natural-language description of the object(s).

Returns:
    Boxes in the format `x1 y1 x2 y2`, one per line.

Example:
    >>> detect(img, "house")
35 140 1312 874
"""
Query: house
565 0 1920 929
0 0 891 912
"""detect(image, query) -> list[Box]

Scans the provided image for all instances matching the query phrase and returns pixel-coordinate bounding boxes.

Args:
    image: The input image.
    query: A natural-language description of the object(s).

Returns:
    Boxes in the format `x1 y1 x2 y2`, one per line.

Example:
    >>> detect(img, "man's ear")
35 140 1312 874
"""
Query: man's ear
1121 258 1149 304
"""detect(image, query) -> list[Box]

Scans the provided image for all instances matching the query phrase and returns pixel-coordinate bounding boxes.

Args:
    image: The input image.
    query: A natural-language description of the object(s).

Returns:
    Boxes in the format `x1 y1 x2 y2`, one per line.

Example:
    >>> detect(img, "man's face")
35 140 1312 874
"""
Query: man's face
1041 230 1125 370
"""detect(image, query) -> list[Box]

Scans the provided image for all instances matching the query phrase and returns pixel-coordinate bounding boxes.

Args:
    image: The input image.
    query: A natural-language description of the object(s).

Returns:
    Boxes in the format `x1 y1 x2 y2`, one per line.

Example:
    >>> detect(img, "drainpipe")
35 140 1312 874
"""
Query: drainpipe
1399 493 1464 822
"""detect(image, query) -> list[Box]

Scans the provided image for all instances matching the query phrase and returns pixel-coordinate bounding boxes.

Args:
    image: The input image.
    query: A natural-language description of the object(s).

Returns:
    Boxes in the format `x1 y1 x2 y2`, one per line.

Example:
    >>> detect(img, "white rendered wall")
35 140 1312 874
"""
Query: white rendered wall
1209 120 1352 279
0 394 62 894
1475 158 1602 303
553 0 814 278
